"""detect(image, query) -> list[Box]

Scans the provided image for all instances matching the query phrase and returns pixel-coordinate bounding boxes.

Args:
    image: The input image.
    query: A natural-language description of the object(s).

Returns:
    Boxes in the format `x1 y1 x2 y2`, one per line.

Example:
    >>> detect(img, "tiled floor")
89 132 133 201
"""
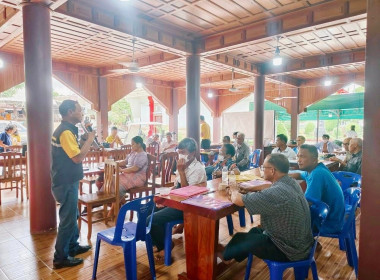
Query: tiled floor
0 188 357 279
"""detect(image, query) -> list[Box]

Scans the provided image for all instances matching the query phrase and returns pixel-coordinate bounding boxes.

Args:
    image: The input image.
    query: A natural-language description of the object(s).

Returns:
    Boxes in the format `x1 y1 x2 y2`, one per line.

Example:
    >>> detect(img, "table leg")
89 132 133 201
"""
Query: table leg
181 212 219 280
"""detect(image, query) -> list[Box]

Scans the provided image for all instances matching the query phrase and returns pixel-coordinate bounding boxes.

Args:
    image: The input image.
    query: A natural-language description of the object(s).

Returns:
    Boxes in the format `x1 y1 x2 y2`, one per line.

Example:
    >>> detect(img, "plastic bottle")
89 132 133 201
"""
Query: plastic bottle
229 170 236 188
222 166 228 184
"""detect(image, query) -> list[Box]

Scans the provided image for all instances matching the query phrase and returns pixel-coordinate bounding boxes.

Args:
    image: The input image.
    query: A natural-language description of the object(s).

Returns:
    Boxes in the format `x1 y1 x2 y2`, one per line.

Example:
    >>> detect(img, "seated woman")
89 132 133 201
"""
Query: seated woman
205 143 237 179
147 138 207 264
100 136 147 199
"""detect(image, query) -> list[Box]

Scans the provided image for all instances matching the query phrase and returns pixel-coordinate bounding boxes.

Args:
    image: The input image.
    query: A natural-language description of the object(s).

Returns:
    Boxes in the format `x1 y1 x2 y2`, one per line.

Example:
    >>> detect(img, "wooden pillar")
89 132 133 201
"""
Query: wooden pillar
290 88 299 140
22 1 56 233
96 77 108 142
254 75 265 151
186 54 200 150
169 88 179 134
213 116 221 143
359 0 380 278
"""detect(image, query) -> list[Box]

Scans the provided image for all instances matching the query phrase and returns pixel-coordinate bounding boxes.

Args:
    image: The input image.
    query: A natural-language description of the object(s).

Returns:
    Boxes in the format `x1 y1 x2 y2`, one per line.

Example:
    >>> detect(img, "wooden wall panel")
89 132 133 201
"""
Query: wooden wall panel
145 84 173 115
0 62 24 93
218 91 251 115
107 77 136 110
53 71 99 111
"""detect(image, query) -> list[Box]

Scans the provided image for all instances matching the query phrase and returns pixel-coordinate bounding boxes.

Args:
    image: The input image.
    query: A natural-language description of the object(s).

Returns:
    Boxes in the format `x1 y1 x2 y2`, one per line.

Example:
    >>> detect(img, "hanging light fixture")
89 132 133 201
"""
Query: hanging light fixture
207 91 213 98
0 58 4 68
136 82 143 88
324 66 332 86
272 36 282 66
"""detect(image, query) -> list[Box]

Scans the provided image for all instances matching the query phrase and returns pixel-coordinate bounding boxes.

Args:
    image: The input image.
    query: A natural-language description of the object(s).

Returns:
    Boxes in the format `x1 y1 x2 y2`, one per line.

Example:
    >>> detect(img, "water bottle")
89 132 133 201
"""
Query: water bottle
222 166 228 184
229 171 236 188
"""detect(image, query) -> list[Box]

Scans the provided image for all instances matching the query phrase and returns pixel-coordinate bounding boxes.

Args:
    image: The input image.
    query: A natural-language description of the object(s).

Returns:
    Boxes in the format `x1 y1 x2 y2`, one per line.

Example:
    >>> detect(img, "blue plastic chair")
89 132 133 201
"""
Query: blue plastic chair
319 187 360 278
332 171 361 191
92 196 156 280
244 200 329 280
249 149 262 168
164 219 184 266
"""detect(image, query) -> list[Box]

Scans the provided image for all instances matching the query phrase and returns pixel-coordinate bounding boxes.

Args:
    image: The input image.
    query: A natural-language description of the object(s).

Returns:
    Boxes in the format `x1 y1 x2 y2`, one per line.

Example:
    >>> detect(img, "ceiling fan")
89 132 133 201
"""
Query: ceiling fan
273 82 297 101
109 38 141 74
229 68 241 92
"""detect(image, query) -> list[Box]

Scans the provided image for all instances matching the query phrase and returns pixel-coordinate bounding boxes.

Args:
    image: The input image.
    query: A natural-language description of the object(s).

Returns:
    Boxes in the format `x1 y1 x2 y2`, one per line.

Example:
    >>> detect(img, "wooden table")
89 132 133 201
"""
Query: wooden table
155 178 240 280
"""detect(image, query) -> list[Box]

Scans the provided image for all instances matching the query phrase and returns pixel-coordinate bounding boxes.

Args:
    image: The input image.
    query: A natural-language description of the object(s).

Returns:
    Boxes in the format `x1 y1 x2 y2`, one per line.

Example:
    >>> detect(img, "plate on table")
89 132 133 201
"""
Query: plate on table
83 167 90 171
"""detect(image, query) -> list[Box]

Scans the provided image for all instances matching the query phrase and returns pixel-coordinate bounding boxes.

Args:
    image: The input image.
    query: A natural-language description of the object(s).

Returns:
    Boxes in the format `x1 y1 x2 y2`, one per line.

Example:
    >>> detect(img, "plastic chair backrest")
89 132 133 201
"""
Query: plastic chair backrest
113 195 155 243
332 171 361 191
341 187 361 233
83 150 101 167
307 199 329 258
161 152 178 186
308 199 329 234
251 149 262 168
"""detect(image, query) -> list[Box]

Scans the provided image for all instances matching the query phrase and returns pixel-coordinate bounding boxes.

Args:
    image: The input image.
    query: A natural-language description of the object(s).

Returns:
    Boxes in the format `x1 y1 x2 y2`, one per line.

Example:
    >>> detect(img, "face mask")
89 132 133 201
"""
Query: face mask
217 155 224 161
178 154 189 162
323 140 328 143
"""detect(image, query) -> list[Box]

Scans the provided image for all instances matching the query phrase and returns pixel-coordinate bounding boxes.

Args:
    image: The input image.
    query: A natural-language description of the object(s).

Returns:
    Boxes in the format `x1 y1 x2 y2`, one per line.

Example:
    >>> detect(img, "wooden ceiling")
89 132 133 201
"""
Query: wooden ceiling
0 0 367 92
126 0 330 37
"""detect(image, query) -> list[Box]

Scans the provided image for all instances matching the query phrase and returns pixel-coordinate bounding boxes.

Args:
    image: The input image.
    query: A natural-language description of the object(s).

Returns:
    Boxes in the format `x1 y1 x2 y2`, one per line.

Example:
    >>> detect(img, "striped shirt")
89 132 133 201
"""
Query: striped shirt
242 175 314 261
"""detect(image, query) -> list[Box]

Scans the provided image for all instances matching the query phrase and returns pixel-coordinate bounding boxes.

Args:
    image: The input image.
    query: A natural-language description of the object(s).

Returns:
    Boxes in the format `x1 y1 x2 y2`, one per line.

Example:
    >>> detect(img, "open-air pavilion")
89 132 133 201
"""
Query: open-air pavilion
0 0 379 279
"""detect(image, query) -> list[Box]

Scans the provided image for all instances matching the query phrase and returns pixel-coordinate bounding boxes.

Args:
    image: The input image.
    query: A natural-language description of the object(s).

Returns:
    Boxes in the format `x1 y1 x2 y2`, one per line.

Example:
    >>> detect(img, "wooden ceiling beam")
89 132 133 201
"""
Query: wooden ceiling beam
205 54 260 76
55 0 194 56
300 71 365 87
267 76 301 87
263 48 366 76
0 6 21 48
99 53 181 77
172 71 250 88
201 0 366 55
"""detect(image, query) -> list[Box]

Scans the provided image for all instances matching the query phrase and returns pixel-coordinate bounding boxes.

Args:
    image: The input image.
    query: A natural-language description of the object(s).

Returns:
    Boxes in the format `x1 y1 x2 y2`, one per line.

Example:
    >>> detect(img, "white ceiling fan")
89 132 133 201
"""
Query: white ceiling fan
229 68 241 92
109 38 141 74
273 81 297 101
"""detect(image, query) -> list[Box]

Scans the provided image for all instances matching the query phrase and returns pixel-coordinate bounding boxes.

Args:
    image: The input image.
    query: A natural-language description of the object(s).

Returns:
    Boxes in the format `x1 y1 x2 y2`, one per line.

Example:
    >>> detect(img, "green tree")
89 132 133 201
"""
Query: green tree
108 98 133 126
276 121 289 139
304 122 315 134
1 82 25 97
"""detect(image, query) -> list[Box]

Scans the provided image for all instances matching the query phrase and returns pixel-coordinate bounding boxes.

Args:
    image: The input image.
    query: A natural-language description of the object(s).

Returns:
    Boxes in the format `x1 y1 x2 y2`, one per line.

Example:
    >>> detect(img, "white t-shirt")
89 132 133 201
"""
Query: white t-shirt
271 146 297 160
174 159 207 187
160 140 178 153
345 130 358 138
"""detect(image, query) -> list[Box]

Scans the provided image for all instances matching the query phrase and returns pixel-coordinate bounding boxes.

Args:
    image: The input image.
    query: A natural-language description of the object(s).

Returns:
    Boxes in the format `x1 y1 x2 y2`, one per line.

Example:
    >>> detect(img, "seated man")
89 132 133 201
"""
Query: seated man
232 131 239 147
147 134 160 155
290 144 345 234
329 137 352 166
222 135 231 144
205 143 237 179
271 134 297 159
148 138 206 264
0 124 15 153
160 132 177 154
105 126 123 148
234 132 250 171
315 134 340 153
221 154 313 263
294 135 306 154
342 138 362 175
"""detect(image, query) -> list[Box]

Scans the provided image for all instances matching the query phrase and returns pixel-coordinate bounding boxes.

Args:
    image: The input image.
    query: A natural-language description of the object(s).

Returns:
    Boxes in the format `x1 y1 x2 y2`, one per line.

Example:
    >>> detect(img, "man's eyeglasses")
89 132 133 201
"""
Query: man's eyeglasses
343 143 349 146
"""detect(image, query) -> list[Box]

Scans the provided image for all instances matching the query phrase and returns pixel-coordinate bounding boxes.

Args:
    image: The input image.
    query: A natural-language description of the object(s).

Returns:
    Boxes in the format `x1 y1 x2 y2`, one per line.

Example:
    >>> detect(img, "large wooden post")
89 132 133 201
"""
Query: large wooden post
359 0 380 278
254 75 265 151
290 88 299 140
96 76 108 142
186 54 201 150
169 88 179 135
22 1 56 233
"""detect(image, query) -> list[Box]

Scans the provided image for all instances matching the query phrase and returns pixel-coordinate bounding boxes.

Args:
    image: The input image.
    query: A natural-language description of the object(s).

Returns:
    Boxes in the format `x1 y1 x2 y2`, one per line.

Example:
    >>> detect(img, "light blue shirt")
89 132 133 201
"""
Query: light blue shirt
315 141 340 153
300 163 345 234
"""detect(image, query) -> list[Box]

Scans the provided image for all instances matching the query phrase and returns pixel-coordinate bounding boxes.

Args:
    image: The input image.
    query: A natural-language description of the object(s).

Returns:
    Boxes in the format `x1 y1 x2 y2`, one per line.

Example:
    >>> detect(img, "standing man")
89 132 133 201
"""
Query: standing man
345 125 358 138
200 115 211 149
51 100 96 269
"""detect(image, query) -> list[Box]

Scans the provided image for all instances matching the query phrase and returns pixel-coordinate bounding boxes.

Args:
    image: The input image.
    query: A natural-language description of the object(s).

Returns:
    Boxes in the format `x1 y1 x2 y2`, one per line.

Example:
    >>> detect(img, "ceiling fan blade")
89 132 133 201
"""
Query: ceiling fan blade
282 96 298 99
273 97 283 101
